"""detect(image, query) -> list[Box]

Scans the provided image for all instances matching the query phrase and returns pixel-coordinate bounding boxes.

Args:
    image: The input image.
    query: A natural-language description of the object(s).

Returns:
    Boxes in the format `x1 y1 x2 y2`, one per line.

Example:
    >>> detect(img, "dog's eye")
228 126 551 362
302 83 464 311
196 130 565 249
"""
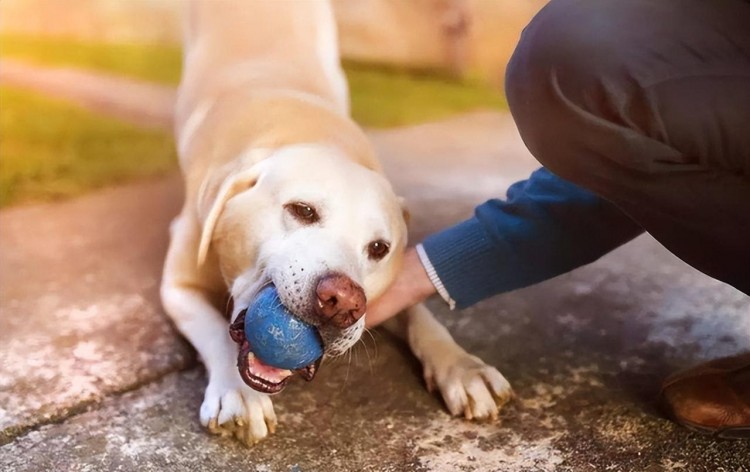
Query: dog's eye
367 239 390 261
285 202 320 224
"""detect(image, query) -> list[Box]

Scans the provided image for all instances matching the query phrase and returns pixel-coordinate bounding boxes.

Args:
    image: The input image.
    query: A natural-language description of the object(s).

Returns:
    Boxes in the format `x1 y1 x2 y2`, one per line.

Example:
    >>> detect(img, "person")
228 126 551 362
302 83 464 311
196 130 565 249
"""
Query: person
366 0 750 439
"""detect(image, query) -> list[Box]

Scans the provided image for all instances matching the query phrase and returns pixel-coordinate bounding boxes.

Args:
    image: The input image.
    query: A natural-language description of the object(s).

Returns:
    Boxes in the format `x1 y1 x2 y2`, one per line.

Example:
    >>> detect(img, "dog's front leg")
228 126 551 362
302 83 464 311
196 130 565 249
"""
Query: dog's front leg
385 303 514 420
161 213 276 446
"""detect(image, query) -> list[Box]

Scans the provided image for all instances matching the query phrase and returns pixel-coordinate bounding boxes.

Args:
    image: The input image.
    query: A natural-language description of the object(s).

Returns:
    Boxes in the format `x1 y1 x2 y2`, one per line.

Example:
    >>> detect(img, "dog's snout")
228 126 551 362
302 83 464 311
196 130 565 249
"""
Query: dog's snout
314 273 366 328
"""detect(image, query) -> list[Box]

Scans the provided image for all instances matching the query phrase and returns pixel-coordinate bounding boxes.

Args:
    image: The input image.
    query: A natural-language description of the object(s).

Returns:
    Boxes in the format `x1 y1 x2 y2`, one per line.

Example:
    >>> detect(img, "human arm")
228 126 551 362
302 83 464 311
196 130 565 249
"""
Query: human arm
366 167 644 327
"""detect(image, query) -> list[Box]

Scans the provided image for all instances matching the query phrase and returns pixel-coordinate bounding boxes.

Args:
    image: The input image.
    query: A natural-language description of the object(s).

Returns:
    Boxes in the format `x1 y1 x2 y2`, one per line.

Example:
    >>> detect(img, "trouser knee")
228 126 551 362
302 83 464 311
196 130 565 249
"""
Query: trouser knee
504 0 645 184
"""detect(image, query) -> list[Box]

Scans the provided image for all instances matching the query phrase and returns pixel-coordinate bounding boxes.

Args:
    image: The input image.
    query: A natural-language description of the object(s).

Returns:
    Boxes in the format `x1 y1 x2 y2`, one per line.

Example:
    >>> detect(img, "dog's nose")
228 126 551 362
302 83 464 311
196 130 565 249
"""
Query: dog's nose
314 273 366 328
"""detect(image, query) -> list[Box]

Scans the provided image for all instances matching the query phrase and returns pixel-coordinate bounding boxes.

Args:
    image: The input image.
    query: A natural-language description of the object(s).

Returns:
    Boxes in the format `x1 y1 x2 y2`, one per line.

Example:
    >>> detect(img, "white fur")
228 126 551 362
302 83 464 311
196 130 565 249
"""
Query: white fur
177 99 213 158
312 2 350 114
393 304 514 420
162 0 512 448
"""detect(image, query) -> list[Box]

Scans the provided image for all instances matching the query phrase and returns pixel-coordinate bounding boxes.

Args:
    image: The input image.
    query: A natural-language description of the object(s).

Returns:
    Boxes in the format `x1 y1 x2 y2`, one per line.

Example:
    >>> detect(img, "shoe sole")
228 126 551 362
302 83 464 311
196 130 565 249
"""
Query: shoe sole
663 405 750 439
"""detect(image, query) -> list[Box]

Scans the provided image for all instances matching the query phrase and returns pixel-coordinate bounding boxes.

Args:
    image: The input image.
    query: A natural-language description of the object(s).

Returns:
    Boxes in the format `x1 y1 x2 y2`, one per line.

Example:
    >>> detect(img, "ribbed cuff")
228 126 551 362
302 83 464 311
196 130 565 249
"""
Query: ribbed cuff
415 243 456 310
420 217 508 310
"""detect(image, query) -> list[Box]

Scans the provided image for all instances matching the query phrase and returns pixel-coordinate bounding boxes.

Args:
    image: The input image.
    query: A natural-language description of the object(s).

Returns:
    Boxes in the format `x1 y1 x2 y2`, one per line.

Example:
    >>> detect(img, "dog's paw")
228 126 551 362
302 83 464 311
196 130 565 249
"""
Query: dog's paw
201 372 277 446
424 349 513 421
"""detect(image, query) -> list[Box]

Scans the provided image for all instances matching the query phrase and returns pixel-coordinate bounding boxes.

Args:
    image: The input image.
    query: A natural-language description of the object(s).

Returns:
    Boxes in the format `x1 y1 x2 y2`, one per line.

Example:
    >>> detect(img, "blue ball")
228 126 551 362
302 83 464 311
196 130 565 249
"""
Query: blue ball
244 285 323 370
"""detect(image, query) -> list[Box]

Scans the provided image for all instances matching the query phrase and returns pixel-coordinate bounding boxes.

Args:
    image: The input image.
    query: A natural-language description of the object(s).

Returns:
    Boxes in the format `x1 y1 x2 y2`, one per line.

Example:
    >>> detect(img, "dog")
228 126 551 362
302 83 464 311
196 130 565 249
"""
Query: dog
161 0 513 446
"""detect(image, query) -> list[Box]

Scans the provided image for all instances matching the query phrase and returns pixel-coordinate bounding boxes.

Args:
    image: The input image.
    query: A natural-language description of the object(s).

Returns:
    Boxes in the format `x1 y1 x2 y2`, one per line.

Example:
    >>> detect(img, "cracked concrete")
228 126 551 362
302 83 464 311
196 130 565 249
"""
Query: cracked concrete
1 63 749 471
0 175 193 442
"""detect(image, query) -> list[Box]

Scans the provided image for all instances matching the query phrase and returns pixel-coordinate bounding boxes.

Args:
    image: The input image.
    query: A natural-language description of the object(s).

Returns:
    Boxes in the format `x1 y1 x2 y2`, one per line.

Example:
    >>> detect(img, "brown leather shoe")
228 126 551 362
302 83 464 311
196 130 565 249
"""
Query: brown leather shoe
660 353 750 439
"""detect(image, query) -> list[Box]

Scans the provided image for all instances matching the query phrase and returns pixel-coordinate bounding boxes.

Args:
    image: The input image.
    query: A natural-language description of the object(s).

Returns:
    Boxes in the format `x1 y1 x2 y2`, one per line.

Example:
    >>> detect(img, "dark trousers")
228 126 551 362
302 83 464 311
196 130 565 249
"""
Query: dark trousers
506 0 750 294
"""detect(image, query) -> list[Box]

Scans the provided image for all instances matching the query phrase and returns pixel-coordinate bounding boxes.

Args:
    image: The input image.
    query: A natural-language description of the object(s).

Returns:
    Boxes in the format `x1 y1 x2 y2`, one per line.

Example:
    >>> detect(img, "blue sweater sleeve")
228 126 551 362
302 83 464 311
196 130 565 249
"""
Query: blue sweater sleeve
420 167 643 309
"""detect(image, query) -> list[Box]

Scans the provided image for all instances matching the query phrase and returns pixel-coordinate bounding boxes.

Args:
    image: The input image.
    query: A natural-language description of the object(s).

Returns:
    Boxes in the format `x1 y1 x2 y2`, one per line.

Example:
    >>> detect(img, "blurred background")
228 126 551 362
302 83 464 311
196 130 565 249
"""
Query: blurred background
0 0 546 208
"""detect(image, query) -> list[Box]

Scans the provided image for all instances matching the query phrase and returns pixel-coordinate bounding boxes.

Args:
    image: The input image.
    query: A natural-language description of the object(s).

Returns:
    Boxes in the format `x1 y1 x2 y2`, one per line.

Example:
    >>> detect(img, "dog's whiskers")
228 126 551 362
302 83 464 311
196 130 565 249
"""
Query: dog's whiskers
342 348 352 387
358 335 375 376
364 327 379 361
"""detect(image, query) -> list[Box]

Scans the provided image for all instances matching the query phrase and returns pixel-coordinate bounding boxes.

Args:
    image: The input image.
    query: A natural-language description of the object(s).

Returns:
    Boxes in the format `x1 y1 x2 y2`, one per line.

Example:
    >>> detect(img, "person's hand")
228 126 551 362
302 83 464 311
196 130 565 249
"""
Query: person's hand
365 247 436 327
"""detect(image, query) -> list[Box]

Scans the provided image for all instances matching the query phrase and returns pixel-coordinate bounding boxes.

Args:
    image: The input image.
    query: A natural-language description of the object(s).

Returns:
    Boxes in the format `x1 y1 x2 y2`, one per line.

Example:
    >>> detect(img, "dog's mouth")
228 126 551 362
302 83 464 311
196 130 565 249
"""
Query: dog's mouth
230 307 321 395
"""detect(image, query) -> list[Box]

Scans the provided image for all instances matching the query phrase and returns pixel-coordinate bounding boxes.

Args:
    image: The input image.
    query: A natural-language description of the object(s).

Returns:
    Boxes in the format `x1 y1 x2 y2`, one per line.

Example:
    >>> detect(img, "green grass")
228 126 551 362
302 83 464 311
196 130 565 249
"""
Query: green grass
345 62 506 127
0 34 507 206
0 86 177 207
0 34 506 128
0 34 183 85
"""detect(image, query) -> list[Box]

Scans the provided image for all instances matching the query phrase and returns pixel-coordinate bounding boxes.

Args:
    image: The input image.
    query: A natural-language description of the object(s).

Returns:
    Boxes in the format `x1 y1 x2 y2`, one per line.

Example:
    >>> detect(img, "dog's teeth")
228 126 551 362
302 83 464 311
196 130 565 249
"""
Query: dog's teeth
297 358 322 381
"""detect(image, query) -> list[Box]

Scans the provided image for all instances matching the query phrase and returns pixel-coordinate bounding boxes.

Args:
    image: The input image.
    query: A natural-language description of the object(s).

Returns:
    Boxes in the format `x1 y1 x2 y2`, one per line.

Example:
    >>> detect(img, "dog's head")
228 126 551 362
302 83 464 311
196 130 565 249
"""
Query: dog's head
198 144 408 393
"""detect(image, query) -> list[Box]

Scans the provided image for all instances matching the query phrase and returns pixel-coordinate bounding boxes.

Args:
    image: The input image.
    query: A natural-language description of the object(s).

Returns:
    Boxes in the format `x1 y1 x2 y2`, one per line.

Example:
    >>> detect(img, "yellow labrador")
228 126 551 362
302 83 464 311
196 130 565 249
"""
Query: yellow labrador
161 0 512 446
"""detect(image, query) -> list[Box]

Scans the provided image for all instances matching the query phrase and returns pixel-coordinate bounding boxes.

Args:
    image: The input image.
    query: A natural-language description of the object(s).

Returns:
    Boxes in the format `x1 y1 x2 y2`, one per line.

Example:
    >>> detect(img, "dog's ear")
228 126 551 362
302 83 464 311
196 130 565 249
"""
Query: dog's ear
197 164 263 266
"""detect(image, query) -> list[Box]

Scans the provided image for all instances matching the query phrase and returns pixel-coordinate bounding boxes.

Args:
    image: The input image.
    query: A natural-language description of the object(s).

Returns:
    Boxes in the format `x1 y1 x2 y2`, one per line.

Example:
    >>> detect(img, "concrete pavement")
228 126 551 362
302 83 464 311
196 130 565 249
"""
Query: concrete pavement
1 63 748 471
